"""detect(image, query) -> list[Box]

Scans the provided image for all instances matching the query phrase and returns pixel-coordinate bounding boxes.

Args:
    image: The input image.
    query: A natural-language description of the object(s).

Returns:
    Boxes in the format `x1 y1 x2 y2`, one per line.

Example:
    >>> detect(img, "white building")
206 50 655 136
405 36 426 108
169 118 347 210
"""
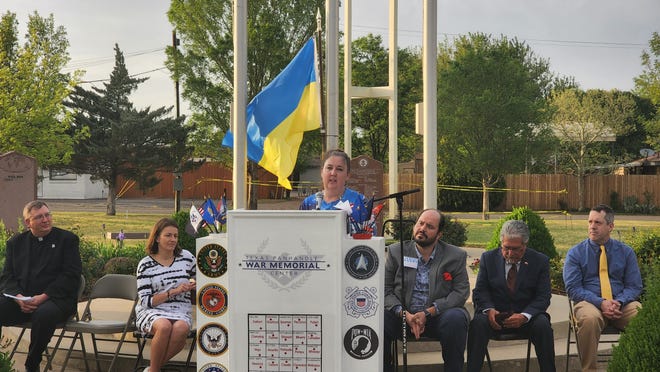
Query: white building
37 169 107 199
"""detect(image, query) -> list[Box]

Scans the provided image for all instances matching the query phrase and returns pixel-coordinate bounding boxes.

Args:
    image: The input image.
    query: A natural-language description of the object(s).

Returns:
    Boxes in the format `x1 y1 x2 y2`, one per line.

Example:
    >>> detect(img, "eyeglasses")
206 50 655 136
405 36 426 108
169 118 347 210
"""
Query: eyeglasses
30 212 52 221
501 245 524 253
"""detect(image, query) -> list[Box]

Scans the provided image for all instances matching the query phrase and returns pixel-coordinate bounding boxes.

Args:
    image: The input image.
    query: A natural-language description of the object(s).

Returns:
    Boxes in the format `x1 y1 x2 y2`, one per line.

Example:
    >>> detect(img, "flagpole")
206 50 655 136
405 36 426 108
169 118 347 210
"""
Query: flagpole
316 9 326 157
233 0 248 209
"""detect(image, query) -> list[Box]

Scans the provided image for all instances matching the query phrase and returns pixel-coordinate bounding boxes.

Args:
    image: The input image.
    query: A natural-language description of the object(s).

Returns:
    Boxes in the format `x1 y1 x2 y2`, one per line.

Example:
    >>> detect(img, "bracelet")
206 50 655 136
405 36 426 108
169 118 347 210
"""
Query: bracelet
166 290 171 299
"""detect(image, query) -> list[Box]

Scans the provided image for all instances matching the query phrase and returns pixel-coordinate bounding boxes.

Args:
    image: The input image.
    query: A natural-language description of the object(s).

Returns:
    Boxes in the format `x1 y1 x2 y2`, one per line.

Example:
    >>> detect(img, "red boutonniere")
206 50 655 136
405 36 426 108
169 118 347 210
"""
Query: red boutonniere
443 272 452 281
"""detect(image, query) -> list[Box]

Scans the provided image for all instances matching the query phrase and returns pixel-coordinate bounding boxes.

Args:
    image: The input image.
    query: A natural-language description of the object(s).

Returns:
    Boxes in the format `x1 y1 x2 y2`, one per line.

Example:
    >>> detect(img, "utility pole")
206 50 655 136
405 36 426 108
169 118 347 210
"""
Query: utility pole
173 30 182 213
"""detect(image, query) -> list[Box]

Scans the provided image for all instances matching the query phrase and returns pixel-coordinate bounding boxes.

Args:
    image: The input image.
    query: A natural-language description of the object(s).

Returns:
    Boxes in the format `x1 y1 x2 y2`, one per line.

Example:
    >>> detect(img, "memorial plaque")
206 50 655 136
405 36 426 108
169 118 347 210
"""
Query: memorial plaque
347 155 383 199
0 152 37 232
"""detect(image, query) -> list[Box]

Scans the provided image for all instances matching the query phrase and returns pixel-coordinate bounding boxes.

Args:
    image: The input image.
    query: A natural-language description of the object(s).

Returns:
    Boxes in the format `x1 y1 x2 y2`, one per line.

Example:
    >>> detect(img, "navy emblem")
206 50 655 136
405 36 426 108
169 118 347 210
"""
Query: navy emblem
343 324 379 359
197 244 228 278
198 323 228 356
344 286 378 318
345 245 378 279
199 362 228 372
198 284 228 317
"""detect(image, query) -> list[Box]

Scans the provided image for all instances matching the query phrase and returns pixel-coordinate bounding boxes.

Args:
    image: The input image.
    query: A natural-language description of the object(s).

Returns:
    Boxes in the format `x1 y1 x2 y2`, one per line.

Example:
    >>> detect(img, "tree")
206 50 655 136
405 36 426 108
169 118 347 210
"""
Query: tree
0 11 81 167
65 44 193 215
634 32 660 150
347 34 422 164
549 89 643 210
167 0 324 209
436 33 555 219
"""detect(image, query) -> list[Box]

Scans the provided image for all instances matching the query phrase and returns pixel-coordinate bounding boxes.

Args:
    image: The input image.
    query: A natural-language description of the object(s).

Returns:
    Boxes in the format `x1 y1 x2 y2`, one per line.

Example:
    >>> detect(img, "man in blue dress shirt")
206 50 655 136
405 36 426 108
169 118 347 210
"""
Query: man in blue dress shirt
563 204 642 372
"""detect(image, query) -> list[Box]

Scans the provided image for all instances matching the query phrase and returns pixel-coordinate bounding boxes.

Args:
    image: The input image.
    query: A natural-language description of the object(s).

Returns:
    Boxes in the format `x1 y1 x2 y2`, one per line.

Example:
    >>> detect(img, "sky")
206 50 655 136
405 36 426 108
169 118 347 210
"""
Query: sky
4 0 659 116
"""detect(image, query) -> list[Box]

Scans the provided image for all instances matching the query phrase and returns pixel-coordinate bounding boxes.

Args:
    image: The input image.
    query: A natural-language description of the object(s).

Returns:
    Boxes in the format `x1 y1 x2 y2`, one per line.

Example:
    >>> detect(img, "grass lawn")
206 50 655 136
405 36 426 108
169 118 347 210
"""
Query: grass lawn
51 210 658 253
52 211 170 242
463 214 659 252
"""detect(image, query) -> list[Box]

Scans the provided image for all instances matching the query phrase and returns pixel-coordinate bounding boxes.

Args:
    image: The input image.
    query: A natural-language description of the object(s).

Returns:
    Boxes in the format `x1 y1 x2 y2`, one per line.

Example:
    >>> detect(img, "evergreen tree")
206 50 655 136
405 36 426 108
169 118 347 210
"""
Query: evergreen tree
66 44 193 215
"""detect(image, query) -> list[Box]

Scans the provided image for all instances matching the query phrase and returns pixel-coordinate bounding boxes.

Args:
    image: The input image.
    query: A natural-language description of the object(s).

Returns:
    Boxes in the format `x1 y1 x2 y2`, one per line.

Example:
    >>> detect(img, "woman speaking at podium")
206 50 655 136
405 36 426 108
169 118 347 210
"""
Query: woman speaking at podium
299 149 371 235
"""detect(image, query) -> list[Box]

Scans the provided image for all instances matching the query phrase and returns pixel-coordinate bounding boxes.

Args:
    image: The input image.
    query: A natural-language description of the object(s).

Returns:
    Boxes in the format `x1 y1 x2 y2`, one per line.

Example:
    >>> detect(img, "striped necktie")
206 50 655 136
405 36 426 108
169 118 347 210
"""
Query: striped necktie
599 245 613 300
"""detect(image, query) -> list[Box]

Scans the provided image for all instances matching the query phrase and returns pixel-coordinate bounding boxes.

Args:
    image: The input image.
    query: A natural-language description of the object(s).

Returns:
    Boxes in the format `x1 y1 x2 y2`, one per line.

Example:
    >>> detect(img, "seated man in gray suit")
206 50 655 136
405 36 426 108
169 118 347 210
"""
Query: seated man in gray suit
384 209 470 372
467 220 555 372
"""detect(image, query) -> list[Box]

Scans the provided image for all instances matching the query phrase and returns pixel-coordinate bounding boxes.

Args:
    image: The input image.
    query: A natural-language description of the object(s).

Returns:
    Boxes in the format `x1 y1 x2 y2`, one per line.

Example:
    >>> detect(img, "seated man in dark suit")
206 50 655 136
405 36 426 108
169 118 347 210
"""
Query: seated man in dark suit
0 201 82 372
466 220 555 372
384 209 470 372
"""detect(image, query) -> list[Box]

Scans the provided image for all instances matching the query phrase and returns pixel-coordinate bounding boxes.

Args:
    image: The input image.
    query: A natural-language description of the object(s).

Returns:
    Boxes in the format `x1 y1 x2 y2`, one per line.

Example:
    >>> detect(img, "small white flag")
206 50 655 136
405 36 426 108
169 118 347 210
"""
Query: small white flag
189 204 203 232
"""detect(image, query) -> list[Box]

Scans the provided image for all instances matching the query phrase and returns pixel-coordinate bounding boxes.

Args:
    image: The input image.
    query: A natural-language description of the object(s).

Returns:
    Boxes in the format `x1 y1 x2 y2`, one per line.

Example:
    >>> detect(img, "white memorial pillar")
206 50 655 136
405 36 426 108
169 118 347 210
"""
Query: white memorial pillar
195 210 385 371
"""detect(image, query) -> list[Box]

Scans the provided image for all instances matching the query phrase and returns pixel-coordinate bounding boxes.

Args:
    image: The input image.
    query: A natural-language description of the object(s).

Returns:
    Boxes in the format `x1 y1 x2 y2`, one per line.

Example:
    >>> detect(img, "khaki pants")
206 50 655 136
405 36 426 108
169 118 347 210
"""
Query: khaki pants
573 300 641 372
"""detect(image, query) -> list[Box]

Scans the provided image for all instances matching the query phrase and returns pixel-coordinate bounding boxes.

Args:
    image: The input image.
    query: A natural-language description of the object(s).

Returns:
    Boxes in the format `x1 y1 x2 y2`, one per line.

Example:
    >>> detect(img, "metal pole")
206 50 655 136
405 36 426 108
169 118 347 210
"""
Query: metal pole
233 0 248 209
316 9 326 157
422 0 438 209
173 30 181 213
397 195 407 372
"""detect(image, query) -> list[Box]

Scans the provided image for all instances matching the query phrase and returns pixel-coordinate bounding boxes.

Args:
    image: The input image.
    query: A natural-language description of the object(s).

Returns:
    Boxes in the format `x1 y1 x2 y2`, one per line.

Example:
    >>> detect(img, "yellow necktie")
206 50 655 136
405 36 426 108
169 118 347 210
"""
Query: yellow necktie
599 245 612 300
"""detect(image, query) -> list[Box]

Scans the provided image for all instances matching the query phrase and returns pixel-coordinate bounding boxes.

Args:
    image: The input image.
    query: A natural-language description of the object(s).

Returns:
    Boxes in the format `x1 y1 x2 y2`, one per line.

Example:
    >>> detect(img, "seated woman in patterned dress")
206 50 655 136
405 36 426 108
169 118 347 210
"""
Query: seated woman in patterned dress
135 218 196 372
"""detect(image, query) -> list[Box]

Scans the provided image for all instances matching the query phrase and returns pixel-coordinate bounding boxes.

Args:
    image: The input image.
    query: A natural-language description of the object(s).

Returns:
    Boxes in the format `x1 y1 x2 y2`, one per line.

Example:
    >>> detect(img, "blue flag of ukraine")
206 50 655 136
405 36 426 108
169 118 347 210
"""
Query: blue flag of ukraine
222 38 321 189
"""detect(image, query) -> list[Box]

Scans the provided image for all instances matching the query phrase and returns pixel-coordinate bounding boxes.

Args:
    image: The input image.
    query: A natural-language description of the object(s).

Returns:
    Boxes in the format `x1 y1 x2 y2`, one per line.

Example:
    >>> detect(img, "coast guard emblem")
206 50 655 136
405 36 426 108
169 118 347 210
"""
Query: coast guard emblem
344 286 378 318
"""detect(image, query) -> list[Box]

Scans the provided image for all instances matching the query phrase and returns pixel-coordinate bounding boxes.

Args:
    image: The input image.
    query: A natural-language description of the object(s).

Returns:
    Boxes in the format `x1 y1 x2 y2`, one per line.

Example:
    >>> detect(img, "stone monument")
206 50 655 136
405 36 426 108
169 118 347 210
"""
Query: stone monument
347 155 384 199
0 152 37 232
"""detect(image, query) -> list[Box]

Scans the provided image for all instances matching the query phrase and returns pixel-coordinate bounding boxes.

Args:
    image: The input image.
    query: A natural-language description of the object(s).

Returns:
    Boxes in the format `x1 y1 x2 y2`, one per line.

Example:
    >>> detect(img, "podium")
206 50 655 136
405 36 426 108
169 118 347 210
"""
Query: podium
195 210 385 371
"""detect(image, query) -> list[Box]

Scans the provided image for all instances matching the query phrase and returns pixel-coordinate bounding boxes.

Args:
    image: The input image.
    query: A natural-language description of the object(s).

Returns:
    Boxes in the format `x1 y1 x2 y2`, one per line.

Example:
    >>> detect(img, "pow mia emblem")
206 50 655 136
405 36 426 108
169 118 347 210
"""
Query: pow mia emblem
199 362 228 372
197 244 227 278
198 284 228 317
198 323 228 356
345 245 378 280
343 324 379 359
344 286 378 318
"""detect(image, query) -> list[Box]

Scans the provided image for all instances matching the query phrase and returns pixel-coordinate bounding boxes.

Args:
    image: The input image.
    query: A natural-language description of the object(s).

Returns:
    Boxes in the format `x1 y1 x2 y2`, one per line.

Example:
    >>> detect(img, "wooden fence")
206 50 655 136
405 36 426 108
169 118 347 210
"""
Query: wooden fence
117 164 659 213
503 174 660 211
116 162 281 200
384 173 659 212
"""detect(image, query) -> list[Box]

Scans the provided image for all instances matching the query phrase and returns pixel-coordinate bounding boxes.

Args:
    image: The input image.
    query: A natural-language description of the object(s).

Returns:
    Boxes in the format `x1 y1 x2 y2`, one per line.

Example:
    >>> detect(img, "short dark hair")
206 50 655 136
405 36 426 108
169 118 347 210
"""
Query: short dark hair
145 218 182 256
418 208 446 231
322 149 351 172
23 200 49 220
591 204 614 225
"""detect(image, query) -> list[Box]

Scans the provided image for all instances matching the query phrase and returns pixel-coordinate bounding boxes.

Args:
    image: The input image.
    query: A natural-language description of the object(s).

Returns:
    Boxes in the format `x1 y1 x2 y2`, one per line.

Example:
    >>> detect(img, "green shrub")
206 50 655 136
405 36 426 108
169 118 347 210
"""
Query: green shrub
103 256 139 275
0 336 16 372
78 239 145 297
609 191 621 212
549 254 566 293
384 213 468 247
0 220 10 271
485 206 558 259
626 229 660 285
441 216 468 247
608 262 660 371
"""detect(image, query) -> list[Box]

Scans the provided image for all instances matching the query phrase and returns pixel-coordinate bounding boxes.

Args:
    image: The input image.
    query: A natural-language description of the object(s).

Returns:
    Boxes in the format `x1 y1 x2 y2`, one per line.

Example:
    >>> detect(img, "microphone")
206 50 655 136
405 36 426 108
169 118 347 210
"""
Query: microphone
315 191 324 210
373 188 421 202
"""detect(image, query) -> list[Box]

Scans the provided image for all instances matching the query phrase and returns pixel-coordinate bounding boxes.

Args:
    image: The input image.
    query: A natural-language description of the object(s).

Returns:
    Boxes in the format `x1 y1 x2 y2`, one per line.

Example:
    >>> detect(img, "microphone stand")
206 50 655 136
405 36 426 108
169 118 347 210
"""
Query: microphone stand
395 193 408 372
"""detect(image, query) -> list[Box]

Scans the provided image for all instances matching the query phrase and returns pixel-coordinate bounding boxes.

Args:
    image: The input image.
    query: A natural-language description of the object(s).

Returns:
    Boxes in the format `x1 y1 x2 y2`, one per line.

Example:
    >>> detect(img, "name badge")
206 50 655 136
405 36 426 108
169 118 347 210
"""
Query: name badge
403 256 418 269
